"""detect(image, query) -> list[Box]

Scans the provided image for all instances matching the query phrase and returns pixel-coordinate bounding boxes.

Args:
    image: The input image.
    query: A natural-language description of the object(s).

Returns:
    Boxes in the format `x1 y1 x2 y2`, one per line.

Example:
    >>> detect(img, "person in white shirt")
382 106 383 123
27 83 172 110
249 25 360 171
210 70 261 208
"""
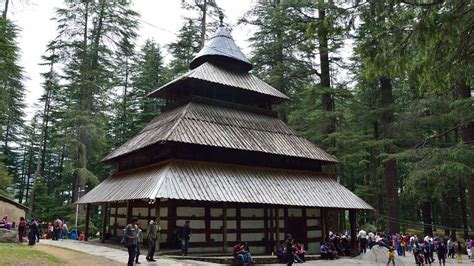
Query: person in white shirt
357 229 368 253
368 231 375 249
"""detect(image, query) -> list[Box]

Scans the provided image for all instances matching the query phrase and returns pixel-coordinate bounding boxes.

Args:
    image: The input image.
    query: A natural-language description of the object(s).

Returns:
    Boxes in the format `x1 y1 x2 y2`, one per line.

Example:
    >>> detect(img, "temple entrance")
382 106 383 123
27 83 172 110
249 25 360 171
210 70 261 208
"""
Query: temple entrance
285 217 306 243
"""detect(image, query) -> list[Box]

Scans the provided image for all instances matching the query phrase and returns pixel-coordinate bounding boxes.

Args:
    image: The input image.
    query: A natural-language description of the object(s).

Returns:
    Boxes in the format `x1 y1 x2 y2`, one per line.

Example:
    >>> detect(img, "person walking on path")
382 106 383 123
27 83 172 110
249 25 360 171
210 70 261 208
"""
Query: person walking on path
124 217 138 266
470 237 474 262
62 222 69 239
178 220 192 256
146 216 160 262
454 241 462 264
357 229 367 253
28 218 40 245
135 223 143 264
52 218 62 241
467 237 472 260
447 237 455 258
437 241 447 266
18 217 26 242
387 247 395 266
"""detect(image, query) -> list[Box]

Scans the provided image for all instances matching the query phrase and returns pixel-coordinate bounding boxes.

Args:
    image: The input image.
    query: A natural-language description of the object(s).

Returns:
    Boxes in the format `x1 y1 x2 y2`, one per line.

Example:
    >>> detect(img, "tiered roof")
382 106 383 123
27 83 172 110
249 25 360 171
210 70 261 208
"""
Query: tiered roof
77 160 372 210
102 100 338 163
147 62 289 101
78 24 372 210
189 26 253 71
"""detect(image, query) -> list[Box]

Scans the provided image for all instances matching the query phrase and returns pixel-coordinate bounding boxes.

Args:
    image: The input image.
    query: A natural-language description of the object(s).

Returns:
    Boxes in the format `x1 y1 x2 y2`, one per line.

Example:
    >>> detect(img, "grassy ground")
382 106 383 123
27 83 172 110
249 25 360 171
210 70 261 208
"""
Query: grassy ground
0 243 61 265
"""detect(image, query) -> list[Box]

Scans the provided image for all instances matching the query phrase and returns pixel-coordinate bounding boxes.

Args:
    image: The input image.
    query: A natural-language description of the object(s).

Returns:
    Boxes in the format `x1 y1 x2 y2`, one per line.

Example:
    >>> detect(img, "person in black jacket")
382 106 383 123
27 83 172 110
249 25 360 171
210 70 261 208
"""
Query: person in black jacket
178 221 192 256
28 218 40 245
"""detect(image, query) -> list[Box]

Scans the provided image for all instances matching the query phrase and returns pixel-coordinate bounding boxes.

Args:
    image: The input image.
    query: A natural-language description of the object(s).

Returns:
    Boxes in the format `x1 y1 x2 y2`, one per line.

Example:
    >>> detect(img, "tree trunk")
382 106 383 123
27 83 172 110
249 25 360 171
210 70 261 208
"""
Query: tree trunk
458 180 469 239
380 76 400 233
442 194 451 237
18 145 27 203
456 80 474 232
421 201 433 236
449 194 458 240
199 0 207 50
318 0 335 144
2 0 9 19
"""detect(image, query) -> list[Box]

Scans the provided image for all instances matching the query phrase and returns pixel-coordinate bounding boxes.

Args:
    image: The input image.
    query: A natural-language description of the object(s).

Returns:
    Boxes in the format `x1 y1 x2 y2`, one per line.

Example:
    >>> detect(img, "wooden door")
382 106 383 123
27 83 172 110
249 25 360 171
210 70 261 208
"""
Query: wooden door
285 217 306 243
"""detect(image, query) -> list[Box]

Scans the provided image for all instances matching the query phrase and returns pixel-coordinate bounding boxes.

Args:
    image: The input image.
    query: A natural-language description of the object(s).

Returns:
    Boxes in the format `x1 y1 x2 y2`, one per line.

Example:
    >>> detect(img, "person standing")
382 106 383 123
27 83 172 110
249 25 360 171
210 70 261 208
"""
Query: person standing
18 217 26 242
178 221 192 256
135 223 143 264
387 247 395 266
437 241 447 266
124 217 138 266
467 237 472 260
52 218 62 241
470 237 474 262
62 222 69 239
357 229 368 253
455 240 462 264
28 218 40 245
447 237 454 258
146 216 160 262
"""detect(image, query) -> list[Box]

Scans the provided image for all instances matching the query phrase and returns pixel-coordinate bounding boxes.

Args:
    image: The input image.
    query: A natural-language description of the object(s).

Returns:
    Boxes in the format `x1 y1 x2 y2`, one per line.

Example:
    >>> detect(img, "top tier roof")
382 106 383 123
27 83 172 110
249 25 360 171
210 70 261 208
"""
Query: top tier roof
189 26 253 71
147 62 289 101
148 25 289 103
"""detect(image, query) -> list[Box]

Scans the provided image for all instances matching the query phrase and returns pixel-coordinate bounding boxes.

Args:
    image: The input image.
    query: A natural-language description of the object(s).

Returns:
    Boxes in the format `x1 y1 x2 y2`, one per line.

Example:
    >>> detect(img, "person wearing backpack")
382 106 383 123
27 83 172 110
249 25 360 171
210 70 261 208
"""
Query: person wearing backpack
124 217 138 266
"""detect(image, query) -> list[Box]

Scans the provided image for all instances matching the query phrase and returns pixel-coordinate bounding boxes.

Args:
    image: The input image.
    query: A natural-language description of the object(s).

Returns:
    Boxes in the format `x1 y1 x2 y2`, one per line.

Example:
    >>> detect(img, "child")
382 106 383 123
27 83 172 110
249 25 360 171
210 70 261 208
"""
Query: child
295 242 305 262
387 247 395 266
467 238 472 260
455 241 462 264
78 231 85 241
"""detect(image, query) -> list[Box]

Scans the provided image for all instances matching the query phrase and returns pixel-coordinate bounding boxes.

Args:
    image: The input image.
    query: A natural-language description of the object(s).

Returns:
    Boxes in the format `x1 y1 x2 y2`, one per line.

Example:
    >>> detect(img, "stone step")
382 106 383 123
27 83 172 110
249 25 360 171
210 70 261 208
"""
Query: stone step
167 254 322 264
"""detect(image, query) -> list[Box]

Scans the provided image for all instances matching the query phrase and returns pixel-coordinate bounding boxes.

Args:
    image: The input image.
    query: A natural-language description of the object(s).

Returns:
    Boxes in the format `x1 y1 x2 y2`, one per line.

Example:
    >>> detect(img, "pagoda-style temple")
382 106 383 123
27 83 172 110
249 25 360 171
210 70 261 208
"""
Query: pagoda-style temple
77 23 372 255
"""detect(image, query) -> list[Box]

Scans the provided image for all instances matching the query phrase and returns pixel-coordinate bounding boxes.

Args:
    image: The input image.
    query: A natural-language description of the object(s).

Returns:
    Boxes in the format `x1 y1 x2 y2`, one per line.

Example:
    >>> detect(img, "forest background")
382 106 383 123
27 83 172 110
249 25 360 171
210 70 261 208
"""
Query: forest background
0 0 472 238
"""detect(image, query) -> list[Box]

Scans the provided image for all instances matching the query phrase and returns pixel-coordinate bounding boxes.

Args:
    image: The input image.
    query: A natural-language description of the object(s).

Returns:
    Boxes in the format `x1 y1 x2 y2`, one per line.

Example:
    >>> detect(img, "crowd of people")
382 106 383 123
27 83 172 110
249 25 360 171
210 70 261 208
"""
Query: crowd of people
320 231 352 260
5 211 474 266
0 214 88 244
355 229 474 265
274 234 306 265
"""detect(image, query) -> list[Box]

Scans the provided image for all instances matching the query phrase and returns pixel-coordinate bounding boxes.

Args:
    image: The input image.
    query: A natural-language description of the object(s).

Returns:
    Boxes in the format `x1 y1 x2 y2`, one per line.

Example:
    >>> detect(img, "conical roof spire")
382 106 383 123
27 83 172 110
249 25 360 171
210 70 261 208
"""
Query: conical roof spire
189 24 253 72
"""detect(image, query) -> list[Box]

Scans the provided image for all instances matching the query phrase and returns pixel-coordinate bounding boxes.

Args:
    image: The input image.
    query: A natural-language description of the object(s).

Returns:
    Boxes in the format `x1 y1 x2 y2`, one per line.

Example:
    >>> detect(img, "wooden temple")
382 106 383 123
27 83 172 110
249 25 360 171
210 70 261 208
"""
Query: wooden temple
76 24 373 254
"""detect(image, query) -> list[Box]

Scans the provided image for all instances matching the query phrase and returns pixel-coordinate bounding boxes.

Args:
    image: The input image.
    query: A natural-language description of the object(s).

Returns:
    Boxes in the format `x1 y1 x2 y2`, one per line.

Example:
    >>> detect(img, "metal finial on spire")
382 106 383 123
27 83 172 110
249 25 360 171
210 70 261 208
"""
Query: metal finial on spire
219 11 224 27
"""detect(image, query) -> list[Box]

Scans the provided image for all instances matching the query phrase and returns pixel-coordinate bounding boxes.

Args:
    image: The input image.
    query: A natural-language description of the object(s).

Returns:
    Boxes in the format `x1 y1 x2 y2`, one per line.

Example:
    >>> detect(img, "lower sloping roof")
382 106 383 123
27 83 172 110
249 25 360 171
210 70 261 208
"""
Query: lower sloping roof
76 160 373 210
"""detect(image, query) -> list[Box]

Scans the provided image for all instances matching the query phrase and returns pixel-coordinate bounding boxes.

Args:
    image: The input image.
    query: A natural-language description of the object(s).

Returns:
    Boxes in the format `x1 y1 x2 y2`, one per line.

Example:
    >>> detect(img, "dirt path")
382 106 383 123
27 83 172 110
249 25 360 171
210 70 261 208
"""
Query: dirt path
34 244 125 265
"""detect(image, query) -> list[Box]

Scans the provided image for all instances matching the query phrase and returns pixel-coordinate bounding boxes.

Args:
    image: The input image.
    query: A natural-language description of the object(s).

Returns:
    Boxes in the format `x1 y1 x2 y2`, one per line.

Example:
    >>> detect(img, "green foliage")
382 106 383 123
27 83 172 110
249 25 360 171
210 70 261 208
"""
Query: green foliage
4 0 471 234
0 162 12 195
248 0 473 232
0 17 25 197
168 19 201 77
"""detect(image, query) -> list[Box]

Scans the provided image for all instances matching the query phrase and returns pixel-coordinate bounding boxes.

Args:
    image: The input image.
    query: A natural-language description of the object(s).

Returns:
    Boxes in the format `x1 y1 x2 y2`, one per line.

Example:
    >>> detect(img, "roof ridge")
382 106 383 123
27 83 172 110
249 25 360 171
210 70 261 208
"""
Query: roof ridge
162 101 193 143
150 162 172 200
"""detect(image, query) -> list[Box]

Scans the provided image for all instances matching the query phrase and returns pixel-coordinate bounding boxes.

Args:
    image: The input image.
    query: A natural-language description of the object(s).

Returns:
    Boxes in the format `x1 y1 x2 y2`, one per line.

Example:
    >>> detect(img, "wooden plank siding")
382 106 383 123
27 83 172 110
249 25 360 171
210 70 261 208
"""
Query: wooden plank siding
107 199 323 254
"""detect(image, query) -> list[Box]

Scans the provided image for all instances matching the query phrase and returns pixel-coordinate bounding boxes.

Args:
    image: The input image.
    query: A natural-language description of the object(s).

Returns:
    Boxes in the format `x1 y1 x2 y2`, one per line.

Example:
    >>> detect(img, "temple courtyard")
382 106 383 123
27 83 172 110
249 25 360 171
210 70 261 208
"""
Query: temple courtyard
7 240 469 265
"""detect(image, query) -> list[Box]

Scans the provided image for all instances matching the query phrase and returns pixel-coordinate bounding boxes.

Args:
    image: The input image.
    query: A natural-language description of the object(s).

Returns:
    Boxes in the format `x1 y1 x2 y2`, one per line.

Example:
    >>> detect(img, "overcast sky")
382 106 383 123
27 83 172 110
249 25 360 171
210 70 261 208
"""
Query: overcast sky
5 0 255 119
